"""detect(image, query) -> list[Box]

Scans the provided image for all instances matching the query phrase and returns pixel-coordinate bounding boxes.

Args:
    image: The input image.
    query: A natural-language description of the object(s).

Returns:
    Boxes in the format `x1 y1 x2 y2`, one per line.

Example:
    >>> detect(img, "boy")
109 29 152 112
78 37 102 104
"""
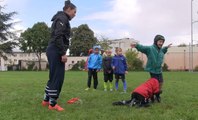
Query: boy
112 48 128 93
103 50 113 91
85 45 102 90
131 35 172 99
112 78 161 107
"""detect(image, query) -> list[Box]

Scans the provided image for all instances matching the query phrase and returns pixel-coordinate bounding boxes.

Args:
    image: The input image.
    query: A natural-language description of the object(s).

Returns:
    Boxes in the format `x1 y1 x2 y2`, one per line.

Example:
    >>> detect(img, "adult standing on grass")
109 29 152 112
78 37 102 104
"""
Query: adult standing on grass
131 35 172 101
41 0 76 111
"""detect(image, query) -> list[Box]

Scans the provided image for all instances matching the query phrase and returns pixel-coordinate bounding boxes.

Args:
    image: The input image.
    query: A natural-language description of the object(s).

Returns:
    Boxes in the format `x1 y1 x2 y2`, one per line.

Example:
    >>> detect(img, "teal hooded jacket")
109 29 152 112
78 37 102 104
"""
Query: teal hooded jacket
136 44 168 74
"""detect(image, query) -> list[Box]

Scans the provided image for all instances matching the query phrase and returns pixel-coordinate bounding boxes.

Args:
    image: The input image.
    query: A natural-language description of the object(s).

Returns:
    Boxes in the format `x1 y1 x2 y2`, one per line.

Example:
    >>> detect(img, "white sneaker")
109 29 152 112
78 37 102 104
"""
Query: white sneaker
110 89 113 92
104 89 107 91
85 88 90 91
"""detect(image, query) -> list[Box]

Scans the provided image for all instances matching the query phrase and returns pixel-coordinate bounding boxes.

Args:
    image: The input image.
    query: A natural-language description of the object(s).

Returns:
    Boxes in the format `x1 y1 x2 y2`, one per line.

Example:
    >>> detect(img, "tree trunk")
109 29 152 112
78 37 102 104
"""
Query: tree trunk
36 52 42 71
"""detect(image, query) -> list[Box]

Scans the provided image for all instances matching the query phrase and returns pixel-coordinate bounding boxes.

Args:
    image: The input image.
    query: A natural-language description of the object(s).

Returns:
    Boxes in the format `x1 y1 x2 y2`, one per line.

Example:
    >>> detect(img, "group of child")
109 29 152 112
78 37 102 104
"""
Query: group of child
85 46 128 93
85 34 172 107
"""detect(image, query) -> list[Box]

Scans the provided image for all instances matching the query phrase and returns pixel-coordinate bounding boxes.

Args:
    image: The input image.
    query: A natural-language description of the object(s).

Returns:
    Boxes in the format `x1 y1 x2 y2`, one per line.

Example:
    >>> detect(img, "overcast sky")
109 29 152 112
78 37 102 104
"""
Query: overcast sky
1 0 198 46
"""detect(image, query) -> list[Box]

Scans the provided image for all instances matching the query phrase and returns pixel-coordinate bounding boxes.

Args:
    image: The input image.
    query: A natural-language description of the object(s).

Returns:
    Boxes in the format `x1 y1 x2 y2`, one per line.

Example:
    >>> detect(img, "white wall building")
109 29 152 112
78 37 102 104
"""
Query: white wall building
0 52 88 71
0 38 138 71
109 38 138 54
3 38 197 71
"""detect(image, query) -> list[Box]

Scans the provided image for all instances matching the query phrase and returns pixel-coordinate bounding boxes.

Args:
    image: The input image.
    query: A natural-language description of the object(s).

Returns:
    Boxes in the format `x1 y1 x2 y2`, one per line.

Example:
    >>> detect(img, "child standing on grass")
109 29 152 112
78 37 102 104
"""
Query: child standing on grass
85 45 102 91
131 35 172 100
112 48 128 93
103 50 113 91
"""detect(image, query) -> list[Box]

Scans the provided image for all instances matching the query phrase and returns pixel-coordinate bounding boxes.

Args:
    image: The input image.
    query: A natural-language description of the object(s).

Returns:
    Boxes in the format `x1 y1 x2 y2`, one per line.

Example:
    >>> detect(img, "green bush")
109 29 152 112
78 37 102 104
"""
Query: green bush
27 62 35 71
125 50 144 71
70 60 86 71
163 63 169 71
194 65 198 71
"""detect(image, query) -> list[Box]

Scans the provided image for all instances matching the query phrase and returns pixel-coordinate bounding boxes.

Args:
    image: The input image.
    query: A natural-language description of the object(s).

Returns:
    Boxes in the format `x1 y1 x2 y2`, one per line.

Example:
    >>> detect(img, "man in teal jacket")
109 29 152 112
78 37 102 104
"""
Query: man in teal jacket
131 35 172 93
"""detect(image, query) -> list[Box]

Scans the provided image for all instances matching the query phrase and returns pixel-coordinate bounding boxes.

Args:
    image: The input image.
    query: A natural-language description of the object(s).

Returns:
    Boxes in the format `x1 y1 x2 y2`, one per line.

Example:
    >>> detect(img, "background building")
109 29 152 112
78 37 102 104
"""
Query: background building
1 38 198 71
138 46 198 71
109 38 138 54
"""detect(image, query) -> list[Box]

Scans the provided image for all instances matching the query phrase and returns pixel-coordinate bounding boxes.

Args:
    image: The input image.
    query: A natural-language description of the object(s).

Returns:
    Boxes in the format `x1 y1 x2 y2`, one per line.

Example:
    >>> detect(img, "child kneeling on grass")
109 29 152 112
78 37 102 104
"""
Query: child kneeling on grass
112 78 161 107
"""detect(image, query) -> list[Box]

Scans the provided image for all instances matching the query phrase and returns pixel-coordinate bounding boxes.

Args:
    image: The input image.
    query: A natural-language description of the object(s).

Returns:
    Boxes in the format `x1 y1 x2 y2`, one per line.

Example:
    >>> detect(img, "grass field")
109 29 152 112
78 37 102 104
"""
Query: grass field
0 71 198 120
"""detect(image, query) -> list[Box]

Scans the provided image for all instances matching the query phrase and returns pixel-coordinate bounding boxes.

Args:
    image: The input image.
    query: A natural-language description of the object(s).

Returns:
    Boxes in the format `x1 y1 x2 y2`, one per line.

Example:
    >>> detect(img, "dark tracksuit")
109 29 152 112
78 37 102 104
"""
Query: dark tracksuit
44 11 71 106
87 53 102 89
103 56 113 82
112 55 127 91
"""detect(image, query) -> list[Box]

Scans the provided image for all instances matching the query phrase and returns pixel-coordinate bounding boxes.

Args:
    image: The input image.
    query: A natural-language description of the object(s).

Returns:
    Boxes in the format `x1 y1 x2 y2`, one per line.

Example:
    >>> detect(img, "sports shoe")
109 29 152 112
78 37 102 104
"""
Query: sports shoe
104 89 107 91
48 104 64 111
110 89 113 92
156 95 161 103
85 88 90 91
120 90 127 94
42 101 49 107
128 99 136 107
112 100 126 106
67 98 79 104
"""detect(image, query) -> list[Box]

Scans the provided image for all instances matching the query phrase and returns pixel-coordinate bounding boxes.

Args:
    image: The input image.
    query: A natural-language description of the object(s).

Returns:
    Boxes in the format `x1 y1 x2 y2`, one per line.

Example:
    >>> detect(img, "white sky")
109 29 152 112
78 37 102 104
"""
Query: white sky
1 0 198 46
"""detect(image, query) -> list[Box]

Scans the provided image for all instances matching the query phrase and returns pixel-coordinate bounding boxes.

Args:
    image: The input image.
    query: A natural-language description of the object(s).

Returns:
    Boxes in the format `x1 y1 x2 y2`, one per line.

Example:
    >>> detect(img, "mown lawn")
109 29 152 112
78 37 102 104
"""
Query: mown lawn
0 71 198 120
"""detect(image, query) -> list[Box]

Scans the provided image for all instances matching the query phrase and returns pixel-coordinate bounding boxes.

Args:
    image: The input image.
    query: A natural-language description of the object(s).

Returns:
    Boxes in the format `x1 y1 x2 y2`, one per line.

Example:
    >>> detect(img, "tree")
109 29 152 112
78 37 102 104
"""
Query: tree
70 24 97 56
178 43 187 47
162 63 169 71
19 22 50 70
0 6 18 59
125 50 144 71
97 36 112 51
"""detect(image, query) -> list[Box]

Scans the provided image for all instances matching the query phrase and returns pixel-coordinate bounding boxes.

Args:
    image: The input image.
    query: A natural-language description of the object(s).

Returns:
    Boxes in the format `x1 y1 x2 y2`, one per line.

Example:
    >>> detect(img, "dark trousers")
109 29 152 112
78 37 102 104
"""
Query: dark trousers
112 92 148 106
44 44 65 105
150 72 163 90
131 92 145 102
120 92 146 105
150 73 164 83
87 69 98 89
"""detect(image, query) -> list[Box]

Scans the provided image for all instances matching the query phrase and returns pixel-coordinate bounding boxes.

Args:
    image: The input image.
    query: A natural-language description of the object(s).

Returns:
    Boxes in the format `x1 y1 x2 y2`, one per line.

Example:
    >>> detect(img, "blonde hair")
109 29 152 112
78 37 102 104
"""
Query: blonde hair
105 49 112 53
115 47 122 53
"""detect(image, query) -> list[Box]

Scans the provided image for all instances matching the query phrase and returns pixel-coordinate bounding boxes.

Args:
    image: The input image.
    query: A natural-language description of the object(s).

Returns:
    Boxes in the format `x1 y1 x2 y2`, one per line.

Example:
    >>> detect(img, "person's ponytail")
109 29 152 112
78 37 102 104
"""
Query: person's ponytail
63 0 76 10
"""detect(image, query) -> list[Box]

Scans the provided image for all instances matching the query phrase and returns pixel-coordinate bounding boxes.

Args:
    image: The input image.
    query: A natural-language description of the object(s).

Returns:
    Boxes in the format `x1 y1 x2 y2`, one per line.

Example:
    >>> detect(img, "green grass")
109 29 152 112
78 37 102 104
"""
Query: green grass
0 71 198 120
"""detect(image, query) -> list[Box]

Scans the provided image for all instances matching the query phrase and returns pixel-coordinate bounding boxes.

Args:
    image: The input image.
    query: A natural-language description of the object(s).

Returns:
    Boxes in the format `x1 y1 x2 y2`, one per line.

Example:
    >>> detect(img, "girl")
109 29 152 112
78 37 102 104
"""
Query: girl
42 0 76 111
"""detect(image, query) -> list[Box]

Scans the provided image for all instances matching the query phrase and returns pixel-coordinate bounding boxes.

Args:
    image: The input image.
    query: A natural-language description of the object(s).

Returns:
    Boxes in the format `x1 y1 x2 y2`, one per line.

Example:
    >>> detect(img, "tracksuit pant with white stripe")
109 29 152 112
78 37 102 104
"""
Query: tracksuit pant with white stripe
43 44 65 106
